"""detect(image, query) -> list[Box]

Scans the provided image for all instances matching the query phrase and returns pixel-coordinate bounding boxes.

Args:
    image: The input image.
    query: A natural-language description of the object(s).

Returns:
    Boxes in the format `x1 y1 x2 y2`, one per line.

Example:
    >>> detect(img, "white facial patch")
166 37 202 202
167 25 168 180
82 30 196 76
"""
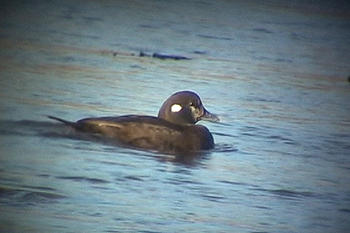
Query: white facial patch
171 104 182 113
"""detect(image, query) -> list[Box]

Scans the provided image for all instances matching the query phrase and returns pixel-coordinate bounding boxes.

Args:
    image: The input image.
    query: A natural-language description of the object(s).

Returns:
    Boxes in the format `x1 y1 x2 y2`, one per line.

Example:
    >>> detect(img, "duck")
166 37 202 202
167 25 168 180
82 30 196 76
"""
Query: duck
48 91 219 154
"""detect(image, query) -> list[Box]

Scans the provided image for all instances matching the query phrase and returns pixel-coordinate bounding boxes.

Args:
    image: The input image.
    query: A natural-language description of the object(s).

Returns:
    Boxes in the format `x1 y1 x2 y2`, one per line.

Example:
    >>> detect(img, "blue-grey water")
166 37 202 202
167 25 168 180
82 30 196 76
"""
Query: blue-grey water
1 0 350 232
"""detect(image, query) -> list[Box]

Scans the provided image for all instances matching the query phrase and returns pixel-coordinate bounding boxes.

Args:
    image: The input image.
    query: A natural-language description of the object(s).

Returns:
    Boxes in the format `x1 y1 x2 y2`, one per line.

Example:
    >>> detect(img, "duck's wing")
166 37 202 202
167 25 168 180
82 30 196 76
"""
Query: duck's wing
48 115 213 153
49 115 184 150
76 115 185 150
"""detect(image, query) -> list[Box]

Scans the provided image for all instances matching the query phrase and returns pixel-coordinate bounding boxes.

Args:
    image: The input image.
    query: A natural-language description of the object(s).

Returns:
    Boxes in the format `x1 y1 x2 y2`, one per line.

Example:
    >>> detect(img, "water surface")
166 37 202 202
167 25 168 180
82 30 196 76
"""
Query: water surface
1 0 350 232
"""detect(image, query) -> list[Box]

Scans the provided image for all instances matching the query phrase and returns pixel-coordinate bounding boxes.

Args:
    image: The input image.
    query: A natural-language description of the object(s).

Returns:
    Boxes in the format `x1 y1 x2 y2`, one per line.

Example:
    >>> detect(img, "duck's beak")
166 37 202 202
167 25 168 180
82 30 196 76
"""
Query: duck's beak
198 108 220 122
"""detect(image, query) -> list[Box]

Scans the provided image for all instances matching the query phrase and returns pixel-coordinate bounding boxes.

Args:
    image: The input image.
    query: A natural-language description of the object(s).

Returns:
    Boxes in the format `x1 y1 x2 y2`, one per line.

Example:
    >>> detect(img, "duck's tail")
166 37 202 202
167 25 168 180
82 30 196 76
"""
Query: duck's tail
47 115 76 127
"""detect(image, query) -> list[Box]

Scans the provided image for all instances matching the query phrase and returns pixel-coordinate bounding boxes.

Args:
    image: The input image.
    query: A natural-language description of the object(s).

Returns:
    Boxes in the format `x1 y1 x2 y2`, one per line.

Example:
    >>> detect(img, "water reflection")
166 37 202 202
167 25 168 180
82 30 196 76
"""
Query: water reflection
0 119 216 166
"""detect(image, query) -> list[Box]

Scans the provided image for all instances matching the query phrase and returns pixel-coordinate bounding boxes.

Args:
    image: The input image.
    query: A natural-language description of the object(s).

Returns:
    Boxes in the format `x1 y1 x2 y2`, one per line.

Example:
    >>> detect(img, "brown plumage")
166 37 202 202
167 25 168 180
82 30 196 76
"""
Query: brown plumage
48 91 219 153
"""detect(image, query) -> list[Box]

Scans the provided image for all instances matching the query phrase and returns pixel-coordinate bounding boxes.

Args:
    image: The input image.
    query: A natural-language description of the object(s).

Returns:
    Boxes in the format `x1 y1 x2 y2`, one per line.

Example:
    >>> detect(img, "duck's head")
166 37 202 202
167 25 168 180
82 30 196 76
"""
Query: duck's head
158 91 219 125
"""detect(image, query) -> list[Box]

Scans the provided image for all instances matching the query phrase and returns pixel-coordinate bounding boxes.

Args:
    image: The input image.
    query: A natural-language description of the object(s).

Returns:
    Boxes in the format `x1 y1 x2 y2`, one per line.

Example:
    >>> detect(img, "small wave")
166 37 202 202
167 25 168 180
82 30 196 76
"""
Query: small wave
55 176 110 184
197 34 233 41
0 119 55 136
201 193 225 203
214 143 238 153
218 180 253 187
123 175 145 182
269 189 314 198
339 208 350 213
212 131 236 137
266 135 299 145
254 187 314 200
0 185 66 205
252 27 274 34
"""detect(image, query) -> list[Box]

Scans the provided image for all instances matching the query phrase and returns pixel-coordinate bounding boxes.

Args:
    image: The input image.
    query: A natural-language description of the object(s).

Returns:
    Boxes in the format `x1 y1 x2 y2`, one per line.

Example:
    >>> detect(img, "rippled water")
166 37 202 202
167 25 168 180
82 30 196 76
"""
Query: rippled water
1 0 350 232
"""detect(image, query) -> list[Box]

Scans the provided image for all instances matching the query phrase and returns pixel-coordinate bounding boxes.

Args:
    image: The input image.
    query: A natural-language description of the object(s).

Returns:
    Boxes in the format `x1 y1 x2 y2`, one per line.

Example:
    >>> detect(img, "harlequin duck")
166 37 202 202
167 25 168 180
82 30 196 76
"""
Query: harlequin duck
48 91 219 153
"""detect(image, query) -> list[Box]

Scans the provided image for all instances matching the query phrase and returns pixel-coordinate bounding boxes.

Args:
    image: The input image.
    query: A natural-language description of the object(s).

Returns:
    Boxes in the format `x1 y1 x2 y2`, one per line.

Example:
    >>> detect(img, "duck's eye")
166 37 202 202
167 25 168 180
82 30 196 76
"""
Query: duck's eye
171 104 182 113
189 102 194 107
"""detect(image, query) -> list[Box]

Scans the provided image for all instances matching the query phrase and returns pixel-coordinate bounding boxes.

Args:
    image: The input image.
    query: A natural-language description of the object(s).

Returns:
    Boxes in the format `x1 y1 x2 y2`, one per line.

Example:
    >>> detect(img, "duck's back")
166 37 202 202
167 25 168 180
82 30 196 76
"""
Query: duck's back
74 115 214 153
